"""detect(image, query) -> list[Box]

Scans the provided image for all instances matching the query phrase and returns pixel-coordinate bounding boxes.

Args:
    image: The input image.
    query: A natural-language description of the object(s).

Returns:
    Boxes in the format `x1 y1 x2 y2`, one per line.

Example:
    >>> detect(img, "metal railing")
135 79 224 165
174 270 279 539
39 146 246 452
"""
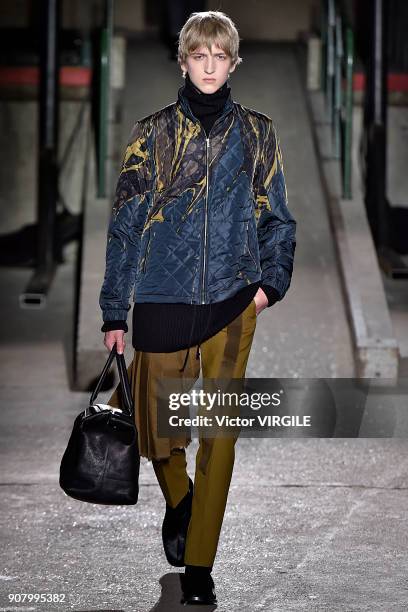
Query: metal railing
97 0 113 197
321 0 354 199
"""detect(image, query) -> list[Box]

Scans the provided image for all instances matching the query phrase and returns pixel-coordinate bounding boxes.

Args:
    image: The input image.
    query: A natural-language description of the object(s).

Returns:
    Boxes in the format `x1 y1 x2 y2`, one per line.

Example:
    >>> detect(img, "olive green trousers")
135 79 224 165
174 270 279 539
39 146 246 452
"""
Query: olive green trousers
108 298 257 567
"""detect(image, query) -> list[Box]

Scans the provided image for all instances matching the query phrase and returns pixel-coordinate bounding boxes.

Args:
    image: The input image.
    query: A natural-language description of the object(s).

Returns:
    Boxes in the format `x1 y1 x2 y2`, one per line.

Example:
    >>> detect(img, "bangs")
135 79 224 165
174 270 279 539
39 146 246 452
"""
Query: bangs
184 29 231 56
178 11 242 66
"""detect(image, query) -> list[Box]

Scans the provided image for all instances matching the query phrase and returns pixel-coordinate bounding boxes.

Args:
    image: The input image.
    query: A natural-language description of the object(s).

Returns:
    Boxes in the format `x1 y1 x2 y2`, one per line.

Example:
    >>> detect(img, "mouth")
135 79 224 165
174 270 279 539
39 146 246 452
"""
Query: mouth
203 78 216 82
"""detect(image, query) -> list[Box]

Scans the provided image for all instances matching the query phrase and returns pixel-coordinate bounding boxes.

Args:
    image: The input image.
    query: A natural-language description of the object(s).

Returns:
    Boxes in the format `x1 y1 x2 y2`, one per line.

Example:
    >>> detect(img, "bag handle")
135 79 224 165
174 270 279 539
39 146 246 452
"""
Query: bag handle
89 344 134 418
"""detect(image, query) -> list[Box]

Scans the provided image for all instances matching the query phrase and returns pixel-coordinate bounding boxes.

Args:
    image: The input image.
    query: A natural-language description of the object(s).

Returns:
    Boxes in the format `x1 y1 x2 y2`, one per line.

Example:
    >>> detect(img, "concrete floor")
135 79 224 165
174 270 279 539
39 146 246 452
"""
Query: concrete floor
1 41 408 612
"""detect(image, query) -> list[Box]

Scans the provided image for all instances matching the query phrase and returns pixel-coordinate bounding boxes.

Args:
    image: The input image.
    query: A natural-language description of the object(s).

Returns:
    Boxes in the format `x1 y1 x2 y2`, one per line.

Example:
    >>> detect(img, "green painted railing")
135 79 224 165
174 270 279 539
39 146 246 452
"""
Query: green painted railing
97 0 113 198
321 0 354 199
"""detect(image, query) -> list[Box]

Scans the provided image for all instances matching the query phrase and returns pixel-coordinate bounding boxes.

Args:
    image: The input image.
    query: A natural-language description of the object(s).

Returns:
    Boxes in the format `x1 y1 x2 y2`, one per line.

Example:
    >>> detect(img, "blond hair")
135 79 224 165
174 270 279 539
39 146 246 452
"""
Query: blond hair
177 10 243 67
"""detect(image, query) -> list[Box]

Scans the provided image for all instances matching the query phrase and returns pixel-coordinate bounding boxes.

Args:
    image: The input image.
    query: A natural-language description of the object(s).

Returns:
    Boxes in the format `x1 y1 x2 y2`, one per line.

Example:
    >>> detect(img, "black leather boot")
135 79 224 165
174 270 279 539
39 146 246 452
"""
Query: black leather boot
162 477 193 567
180 565 217 605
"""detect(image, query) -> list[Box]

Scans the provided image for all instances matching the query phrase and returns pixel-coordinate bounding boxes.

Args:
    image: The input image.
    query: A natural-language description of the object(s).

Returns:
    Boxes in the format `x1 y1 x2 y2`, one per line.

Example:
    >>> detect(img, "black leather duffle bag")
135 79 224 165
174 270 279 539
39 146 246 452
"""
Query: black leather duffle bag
59 344 140 505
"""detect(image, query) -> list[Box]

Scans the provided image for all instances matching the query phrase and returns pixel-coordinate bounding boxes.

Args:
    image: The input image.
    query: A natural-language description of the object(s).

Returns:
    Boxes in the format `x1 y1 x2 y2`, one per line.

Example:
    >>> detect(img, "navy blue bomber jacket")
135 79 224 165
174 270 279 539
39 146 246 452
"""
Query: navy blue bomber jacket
99 88 297 327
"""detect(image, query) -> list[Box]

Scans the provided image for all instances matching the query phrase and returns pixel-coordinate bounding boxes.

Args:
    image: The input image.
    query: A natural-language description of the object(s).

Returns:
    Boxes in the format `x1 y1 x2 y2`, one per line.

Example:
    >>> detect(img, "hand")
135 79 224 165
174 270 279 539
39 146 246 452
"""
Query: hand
104 330 126 354
253 287 269 316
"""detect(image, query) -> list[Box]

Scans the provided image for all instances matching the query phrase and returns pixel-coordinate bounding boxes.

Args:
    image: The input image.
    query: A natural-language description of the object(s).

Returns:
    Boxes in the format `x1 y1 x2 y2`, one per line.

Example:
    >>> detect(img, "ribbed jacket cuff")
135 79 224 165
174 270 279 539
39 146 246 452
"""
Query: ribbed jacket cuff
101 320 128 333
259 284 280 307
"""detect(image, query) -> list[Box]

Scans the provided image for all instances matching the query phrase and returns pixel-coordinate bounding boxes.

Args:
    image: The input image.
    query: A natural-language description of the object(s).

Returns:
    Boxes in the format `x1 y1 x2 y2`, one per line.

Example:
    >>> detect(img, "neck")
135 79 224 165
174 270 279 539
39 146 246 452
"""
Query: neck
179 73 232 136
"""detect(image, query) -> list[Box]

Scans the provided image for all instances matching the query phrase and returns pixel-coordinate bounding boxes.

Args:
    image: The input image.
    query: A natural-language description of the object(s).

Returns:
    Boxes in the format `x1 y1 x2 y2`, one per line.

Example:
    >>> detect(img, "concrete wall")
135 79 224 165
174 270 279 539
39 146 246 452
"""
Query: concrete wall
0 101 90 234
0 0 28 27
0 0 144 32
62 0 103 30
208 0 320 41
0 0 318 41
0 0 103 29
64 0 145 33
114 0 145 33
119 0 320 41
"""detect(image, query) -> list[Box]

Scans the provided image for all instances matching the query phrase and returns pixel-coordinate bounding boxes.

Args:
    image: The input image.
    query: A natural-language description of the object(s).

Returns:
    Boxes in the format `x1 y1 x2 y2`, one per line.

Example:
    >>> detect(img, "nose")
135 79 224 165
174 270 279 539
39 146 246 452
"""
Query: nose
204 57 215 74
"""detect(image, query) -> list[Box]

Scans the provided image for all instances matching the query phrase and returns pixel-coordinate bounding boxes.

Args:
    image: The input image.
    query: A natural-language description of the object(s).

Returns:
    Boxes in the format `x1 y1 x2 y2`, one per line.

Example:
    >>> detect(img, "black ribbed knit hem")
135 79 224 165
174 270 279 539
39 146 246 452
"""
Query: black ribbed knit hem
132 281 261 352
101 320 128 333
259 284 280 307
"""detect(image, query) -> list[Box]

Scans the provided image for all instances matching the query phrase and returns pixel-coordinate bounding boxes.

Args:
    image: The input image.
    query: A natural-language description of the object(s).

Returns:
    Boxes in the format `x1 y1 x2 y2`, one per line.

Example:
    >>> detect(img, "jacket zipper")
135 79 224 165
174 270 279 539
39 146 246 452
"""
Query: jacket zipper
199 115 228 303
200 137 210 304
180 101 233 304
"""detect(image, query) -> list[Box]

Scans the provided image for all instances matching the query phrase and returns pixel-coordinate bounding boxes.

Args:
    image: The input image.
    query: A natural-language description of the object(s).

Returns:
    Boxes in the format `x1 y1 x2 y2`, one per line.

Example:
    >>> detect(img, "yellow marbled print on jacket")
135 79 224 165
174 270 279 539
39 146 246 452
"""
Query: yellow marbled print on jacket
99 95 296 320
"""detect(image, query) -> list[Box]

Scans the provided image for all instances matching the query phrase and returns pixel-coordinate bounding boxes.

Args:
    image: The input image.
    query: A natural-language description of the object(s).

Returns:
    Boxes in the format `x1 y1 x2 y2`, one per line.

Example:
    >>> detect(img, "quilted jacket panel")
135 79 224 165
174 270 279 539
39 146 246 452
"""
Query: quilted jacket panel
99 87 297 323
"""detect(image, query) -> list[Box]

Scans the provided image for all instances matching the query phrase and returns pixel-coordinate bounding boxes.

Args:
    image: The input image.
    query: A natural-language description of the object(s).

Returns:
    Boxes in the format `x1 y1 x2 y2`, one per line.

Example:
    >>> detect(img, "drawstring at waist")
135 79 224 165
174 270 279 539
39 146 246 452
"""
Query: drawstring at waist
179 301 213 373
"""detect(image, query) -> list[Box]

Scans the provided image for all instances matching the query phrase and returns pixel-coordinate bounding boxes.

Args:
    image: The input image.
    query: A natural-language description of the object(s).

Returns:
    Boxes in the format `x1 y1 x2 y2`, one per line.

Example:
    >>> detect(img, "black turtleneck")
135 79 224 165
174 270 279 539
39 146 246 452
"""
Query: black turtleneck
182 72 231 136
102 75 280 358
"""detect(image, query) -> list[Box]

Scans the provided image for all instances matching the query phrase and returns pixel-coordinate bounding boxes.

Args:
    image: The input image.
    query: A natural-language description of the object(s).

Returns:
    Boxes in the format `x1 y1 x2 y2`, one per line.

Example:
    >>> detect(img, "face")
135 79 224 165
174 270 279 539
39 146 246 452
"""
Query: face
180 43 236 93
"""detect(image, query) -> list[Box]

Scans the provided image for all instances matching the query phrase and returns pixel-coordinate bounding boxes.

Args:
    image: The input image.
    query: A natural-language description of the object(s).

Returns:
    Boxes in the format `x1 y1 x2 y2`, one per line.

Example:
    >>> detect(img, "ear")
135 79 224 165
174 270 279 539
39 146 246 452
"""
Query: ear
229 61 237 74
